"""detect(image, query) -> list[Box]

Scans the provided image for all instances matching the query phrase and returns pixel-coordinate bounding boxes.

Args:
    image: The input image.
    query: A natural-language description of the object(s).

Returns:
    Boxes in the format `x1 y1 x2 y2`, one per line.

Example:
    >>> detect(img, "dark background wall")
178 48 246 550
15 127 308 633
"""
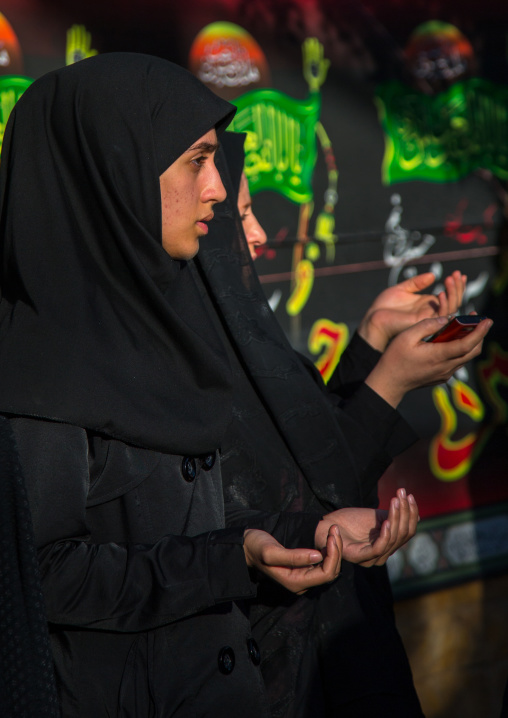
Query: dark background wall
1 1 507 712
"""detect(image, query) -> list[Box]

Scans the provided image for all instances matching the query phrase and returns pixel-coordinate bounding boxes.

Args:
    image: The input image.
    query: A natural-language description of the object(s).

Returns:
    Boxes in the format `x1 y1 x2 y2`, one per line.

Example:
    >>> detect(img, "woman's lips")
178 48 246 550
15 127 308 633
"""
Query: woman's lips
196 213 213 235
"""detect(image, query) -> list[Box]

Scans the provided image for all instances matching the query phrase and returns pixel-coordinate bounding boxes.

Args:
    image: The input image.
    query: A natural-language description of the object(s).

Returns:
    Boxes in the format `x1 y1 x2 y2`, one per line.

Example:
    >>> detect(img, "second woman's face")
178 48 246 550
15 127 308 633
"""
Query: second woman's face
237 173 267 261
159 129 226 260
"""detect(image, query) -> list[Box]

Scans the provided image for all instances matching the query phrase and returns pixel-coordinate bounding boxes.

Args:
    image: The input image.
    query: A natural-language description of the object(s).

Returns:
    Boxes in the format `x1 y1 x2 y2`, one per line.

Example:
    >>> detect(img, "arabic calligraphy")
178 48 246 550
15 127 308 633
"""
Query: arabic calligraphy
230 88 320 203
383 193 437 285
376 78 508 184
199 40 261 88
444 198 498 245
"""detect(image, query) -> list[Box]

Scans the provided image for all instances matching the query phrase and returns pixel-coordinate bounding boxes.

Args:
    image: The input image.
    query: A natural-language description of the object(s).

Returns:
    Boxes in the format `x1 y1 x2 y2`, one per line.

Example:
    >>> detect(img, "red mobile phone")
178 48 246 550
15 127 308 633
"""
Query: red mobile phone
425 315 487 343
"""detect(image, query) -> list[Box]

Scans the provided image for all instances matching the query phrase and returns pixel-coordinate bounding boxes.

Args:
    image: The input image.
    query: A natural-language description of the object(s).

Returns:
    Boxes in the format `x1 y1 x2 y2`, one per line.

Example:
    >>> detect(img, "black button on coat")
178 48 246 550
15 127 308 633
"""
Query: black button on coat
218 646 236 674
181 456 197 481
247 638 261 666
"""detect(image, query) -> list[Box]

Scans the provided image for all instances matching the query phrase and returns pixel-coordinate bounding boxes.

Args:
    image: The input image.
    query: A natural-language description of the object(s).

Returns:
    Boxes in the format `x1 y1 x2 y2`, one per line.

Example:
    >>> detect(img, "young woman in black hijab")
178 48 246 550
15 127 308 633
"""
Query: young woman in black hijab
196 132 492 718
0 53 355 717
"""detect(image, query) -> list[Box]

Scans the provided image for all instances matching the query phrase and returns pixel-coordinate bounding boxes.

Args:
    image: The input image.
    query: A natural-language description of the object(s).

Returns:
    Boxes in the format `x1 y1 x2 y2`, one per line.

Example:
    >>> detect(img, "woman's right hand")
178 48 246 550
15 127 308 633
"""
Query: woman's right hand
243 525 342 594
357 270 466 352
365 315 493 408
316 488 419 567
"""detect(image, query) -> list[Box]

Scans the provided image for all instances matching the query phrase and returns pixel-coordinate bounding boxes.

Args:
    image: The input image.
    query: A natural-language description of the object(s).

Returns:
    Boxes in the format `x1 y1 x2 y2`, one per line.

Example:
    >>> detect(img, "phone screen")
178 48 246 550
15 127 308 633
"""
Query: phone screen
425 315 486 343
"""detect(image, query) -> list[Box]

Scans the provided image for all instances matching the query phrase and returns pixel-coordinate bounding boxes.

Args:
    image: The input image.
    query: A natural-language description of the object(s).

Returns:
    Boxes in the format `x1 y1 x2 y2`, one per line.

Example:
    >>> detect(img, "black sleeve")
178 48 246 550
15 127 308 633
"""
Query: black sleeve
335 383 418 502
296 334 418 502
297 332 417 460
225 505 321 550
8 416 256 633
326 331 383 397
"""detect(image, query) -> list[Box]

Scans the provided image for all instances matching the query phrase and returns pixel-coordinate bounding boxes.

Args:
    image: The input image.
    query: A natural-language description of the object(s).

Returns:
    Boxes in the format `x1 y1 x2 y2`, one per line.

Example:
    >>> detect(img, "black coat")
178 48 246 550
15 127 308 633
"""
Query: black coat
8 416 317 718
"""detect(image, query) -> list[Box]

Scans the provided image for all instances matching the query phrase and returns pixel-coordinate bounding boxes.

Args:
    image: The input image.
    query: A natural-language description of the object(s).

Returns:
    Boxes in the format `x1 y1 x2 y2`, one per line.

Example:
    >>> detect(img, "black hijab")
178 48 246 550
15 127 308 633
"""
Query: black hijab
0 53 236 455
197 133 364 513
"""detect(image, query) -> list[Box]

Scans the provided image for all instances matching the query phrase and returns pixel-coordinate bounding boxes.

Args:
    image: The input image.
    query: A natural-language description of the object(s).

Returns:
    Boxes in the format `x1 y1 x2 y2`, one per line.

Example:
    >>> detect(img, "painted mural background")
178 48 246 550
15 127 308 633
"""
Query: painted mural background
1 0 507 597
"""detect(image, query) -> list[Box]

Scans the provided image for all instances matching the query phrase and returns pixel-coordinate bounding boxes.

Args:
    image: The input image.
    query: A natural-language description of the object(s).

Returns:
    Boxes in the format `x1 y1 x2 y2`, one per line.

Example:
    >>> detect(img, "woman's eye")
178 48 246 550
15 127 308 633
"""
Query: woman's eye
192 155 207 168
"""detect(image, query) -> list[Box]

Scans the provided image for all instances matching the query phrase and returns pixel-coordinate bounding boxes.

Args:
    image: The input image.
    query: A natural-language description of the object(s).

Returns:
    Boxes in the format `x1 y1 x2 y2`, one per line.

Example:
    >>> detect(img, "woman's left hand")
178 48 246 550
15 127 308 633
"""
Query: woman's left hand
315 488 419 567
358 270 466 352
243 524 342 594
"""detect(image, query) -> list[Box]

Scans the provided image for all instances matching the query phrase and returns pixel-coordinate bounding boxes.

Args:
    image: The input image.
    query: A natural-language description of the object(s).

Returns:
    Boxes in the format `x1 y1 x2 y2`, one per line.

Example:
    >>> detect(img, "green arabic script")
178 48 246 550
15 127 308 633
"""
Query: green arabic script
376 78 508 184
229 88 320 204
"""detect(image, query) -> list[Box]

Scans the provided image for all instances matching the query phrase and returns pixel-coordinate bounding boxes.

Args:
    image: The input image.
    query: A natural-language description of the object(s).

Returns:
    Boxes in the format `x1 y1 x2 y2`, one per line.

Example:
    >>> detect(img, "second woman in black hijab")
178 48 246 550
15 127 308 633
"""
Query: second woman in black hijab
196 132 492 718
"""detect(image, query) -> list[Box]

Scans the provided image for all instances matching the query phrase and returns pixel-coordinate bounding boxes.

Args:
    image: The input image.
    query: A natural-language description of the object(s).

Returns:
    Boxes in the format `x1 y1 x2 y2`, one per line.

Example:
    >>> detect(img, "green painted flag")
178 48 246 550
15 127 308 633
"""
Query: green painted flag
0 75 33 152
229 88 321 204
376 78 508 185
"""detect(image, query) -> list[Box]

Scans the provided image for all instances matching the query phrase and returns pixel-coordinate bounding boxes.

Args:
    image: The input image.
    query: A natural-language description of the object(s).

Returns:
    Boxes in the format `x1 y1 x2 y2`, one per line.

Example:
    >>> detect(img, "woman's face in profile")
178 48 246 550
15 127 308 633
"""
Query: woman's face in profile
159 129 227 260
237 172 267 261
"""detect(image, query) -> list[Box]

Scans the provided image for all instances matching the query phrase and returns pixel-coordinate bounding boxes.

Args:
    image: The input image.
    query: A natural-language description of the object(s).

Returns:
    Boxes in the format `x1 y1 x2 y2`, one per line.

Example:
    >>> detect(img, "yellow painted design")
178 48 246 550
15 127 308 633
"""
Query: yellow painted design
286 259 314 316
450 379 484 422
429 385 480 482
66 25 98 66
308 319 349 384
478 343 508 424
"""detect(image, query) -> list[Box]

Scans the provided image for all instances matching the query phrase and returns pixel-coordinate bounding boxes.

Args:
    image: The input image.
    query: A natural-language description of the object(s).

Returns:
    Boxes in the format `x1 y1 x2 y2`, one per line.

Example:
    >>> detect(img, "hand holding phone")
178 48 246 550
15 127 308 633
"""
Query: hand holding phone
424 315 487 343
365 314 493 407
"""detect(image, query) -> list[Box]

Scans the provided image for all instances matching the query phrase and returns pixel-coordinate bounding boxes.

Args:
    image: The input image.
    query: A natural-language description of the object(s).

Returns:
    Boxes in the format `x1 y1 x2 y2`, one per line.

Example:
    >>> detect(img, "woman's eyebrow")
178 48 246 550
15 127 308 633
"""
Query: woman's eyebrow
185 141 220 154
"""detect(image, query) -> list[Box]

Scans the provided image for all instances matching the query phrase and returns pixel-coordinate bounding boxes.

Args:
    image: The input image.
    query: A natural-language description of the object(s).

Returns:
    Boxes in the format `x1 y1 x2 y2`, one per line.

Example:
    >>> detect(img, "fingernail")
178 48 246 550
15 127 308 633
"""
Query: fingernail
399 487 406 499
408 494 415 504
394 498 400 509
